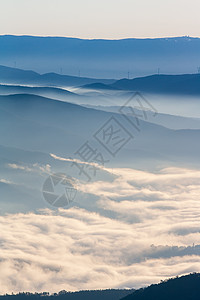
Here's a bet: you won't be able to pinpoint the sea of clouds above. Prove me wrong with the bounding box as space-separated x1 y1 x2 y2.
0 166 200 293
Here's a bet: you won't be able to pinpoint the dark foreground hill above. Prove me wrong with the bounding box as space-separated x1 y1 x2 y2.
0 289 134 300
0 274 199 299
122 273 200 300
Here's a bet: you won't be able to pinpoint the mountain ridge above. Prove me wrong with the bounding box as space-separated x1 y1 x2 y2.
1 35 200 77
83 73 200 95
0 65 115 86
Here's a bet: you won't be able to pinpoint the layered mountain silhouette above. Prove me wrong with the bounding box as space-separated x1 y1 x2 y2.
1 35 200 77
2 92 200 213
111 74 200 95
1 93 200 167
0 65 114 86
1 35 200 297
2 65 200 95
84 73 200 95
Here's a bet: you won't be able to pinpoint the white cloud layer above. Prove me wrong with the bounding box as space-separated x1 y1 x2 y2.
0 166 200 293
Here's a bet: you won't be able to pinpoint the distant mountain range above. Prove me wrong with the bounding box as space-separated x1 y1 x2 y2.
2 91 200 213
2 65 200 95
111 74 200 95
1 93 200 167
0 65 114 86
84 74 200 95
121 273 200 300
1 35 200 77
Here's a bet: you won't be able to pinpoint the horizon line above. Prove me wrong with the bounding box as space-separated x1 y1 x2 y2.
0 34 200 41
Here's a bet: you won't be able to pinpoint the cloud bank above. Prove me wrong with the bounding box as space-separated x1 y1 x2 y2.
0 166 200 293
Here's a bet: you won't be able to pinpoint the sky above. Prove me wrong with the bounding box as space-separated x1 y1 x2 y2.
0 0 200 39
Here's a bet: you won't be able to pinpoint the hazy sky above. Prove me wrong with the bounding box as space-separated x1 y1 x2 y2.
0 0 200 39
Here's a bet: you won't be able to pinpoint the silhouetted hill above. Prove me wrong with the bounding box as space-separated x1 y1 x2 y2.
0 65 114 86
3 65 200 96
81 83 118 90
0 84 84 102
121 273 200 300
0 84 76 96
1 35 200 77
0 274 200 299
112 74 200 95
0 289 134 300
